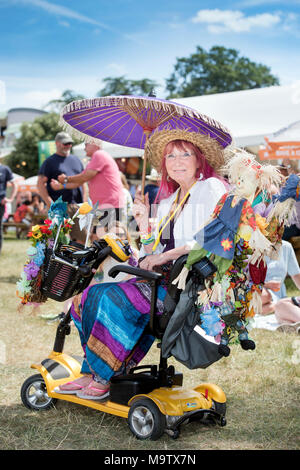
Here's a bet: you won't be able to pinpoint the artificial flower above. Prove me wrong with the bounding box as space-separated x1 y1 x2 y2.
40 225 52 235
79 202 93 215
24 261 40 280
76 199 99 232
27 246 38 258
255 213 269 236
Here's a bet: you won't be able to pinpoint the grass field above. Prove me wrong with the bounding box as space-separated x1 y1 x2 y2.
0 235 299 450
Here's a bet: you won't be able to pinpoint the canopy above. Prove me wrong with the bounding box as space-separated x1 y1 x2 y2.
12 172 25 184
173 84 300 149
72 141 144 160
17 175 38 192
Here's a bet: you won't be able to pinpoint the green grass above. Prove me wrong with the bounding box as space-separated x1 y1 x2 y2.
0 235 299 450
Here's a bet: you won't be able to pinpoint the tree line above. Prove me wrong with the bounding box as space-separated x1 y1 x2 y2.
47 45 279 109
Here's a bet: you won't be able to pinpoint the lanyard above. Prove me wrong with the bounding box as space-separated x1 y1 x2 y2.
152 181 196 252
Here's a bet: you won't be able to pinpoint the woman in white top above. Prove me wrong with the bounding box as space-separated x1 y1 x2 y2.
134 132 227 272
56 129 229 399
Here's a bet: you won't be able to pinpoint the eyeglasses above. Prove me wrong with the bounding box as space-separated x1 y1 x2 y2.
165 152 194 161
63 142 72 146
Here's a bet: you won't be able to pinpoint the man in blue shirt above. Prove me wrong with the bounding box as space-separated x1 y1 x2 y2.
37 132 87 242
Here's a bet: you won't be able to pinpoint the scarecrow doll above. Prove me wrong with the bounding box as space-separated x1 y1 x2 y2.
173 151 283 356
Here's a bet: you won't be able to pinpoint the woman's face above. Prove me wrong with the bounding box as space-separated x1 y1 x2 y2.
164 144 199 187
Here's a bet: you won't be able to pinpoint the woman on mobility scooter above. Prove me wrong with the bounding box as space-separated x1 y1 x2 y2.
55 129 227 400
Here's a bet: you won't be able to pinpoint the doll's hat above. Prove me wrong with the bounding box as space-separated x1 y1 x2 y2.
144 128 227 172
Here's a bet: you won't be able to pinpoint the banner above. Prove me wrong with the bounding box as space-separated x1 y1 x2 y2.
38 140 56 166
259 138 300 160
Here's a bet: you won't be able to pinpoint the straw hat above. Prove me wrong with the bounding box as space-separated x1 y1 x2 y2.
144 129 226 172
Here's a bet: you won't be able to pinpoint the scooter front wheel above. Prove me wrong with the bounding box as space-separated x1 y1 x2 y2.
21 374 57 411
128 398 165 440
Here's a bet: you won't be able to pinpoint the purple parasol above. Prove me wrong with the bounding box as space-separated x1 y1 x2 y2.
59 95 232 192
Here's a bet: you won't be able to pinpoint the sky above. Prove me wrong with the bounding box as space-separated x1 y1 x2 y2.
1 0 300 111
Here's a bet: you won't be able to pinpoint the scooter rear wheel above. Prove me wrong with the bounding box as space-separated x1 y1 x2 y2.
128 398 165 440
21 374 57 411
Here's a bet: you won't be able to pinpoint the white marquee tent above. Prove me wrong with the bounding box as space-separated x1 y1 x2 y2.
72 141 144 161
173 83 300 152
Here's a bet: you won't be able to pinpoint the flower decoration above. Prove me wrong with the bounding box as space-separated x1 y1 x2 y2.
16 199 79 305
76 199 99 232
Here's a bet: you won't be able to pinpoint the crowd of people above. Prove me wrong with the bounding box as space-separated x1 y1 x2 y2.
1 130 300 399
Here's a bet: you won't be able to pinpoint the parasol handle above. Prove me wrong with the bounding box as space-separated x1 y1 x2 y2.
141 130 151 199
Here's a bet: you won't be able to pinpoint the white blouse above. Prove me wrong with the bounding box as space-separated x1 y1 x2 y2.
150 177 227 255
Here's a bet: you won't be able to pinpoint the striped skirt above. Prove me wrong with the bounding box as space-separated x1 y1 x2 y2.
70 278 167 384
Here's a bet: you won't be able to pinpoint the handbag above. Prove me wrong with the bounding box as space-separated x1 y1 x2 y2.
161 279 223 370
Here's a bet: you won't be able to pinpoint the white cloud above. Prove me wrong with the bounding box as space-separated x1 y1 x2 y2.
21 88 62 109
58 20 70 28
17 0 112 30
105 63 127 75
191 9 281 33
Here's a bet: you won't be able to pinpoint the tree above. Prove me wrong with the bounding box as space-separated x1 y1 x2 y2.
165 45 280 98
45 89 86 112
97 76 159 97
5 113 73 177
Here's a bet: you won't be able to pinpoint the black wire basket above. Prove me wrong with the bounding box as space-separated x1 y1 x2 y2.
41 246 97 302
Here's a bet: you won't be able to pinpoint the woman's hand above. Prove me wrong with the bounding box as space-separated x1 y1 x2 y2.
139 253 168 271
132 189 150 232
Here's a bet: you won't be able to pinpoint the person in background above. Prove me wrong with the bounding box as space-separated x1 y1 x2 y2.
50 140 125 238
144 168 161 208
13 200 33 226
16 190 32 208
37 131 87 244
260 240 300 332
92 220 138 285
0 163 17 254
120 172 133 224
31 193 46 215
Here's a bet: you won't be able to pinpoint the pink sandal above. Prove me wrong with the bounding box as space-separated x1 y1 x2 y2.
54 376 93 394
76 382 110 400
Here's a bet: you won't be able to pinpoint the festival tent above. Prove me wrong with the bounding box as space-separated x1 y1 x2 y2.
72 141 144 160
12 172 25 185
258 120 300 161
173 83 300 152
17 175 38 192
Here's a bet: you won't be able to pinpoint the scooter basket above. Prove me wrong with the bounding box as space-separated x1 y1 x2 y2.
41 249 94 302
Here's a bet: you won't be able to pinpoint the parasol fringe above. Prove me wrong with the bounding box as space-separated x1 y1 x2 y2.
60 96 232 136
58 116 103 145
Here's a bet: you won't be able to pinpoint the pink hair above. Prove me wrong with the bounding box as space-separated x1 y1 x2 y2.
154 140 224 202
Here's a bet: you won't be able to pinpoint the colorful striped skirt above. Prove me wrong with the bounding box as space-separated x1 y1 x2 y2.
70 278 167 384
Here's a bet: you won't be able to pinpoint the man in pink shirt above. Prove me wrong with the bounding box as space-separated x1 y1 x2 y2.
51 142 125 231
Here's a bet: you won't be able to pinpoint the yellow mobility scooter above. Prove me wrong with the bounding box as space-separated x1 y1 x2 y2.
21 236 226 440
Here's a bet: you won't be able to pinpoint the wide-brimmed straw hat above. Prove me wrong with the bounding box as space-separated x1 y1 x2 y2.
144 129 226 172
